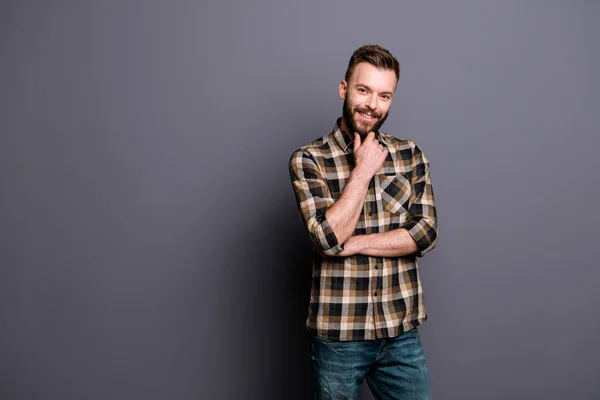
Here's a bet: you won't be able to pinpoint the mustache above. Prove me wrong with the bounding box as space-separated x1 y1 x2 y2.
355 108 382 118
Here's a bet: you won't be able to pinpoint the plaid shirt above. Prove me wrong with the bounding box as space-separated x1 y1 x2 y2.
289 119 438 341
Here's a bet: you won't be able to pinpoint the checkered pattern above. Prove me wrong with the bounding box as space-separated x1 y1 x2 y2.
289 119 438 341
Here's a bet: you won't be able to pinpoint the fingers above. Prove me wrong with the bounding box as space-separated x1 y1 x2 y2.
353 133 361 152
355 131 387 162
355 131 376 149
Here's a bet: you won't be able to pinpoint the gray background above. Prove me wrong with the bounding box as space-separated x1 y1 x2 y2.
1 1 599 399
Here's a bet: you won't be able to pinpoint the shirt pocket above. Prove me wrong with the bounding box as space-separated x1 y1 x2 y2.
380 173 411 216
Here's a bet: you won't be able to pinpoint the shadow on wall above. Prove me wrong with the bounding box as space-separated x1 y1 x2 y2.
225 185 314 399
264 194 314 399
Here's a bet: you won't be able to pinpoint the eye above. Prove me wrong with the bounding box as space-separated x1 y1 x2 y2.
380 94 391 100
358 88 367 94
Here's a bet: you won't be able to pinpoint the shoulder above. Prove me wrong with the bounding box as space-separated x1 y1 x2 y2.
289 132 337 166
379 132 420 154
380 132 431 168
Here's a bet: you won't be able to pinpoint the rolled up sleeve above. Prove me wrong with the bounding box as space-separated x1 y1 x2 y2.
402 144 438 257
289 150 343 256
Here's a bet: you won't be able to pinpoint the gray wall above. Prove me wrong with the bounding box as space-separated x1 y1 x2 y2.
1 1 599 399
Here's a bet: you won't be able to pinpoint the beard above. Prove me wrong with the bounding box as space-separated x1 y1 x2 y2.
342 97 389 139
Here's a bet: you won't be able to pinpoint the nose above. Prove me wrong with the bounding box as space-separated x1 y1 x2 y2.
365 94 378 110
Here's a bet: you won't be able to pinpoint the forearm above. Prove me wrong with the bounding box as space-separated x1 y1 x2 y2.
340 229 419 258
324 169 371 245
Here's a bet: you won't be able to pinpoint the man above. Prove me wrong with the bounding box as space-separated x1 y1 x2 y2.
289 44 438 399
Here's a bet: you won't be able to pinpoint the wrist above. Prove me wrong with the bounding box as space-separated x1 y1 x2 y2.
350 167 372 186
345 236 362 255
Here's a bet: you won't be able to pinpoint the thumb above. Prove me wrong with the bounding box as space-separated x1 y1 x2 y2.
353 133 361 152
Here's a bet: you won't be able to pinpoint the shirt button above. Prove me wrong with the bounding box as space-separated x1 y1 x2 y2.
374 292 378 297
374 265 378 270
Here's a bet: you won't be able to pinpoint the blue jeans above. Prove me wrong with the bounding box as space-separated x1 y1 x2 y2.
311 328 431 400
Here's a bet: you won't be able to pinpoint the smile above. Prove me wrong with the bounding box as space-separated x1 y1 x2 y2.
358 112 377 120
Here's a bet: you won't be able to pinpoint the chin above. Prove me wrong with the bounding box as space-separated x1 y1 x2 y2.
355 121 378 135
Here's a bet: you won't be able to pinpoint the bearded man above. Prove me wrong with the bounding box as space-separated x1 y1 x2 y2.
289 44 438 399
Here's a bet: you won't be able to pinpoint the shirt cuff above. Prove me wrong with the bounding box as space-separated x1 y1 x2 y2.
309 213 344 256
403 219 437 257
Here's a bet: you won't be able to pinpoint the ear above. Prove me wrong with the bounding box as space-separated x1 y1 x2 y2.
339 80 347 100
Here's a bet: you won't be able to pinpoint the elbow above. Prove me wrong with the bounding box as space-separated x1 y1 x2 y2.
308 214 343 257
415 226 437 257
405 217 438 257
313 242 343 257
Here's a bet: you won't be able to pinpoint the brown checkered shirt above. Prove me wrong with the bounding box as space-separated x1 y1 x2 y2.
289 119 438 341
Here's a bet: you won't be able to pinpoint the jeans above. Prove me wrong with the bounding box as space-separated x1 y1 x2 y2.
311 328 431 400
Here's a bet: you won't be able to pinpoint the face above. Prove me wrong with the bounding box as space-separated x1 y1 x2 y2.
339 62 397 138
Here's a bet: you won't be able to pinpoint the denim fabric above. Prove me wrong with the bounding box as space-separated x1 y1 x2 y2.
311 328 431 400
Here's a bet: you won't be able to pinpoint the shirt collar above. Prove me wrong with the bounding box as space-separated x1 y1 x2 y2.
331 118 351 151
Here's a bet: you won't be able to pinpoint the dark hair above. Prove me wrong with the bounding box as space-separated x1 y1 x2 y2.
344 44 400 84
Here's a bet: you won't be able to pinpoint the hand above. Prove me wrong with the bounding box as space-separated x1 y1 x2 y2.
353 132 388 180
337 236 361 257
